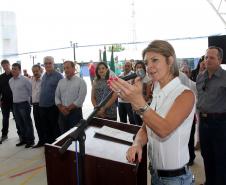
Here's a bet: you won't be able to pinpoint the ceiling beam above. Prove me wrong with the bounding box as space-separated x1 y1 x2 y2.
206 0 226 27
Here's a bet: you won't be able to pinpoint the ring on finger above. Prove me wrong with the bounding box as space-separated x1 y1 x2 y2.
115 89 122 96
115 89 121 93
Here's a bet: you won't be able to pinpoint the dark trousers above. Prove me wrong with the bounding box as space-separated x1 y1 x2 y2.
199 115 226 185
1 104 13 136
118 102 135 125
13 102 34 143
188 116 196 162
33 103 45 144
58 107 83 134
39 105 60 144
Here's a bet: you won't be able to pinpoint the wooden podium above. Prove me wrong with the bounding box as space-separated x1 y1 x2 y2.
45 117 147 185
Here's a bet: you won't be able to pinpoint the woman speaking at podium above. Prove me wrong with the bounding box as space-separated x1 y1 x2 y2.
108 40 195 185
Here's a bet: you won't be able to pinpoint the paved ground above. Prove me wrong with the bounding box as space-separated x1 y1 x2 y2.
0 77 205 185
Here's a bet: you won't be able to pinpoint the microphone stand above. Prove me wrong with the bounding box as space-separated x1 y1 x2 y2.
59 90 114 185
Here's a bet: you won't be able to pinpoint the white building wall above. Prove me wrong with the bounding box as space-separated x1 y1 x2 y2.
0 11 18 57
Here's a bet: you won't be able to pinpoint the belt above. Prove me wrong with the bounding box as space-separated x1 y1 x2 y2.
157 166 187 177
200 112 226 119
13 101 28 104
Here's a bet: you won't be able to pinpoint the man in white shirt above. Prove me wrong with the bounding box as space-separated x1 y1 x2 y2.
31 65 44 148
55 61 87 134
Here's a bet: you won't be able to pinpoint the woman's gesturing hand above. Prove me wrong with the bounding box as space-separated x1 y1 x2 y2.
107 77 146 109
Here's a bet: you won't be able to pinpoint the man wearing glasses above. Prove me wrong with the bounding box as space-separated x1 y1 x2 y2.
196 46 226 185
39 56 63 144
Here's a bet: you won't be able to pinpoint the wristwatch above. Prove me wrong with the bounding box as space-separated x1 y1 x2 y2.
135 103 150 117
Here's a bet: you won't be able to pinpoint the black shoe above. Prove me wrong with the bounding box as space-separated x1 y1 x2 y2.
25 142 34 148
32 142 44 148
1 135 8 142
0 136 7 144
16 141 26 146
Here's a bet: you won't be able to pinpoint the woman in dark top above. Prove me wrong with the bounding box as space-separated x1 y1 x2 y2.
191 55 206 82
191 55 206 151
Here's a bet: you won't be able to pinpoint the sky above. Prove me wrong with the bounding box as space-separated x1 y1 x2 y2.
1 0 226 67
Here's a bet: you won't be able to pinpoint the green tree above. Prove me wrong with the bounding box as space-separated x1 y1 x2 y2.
109 45 115 72
108 44 125 52
103 46 107 64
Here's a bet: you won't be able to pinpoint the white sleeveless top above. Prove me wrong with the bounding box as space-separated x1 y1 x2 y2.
146 77 195 170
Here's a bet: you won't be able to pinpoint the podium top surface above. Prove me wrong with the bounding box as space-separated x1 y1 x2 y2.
67 126 135 165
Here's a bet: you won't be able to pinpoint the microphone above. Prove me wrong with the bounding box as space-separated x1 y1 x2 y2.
121 69 146 81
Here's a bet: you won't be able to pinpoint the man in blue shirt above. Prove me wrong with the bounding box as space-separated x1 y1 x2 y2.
9 63 34 148
39 56 63 143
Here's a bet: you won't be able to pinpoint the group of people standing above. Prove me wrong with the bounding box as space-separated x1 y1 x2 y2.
0 57 87 148
0 40 225 185
91 60 153 125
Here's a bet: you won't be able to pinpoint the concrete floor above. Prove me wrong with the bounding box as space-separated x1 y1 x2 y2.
0 77 205 185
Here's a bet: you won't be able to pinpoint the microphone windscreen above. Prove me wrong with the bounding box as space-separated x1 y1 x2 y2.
136 69 146 79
